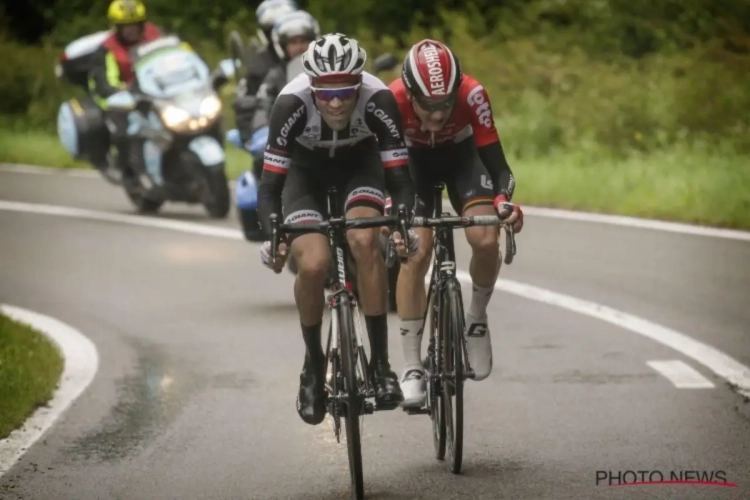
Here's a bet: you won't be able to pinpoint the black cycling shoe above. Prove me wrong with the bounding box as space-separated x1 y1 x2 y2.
370 361 404 410
296 361 327 425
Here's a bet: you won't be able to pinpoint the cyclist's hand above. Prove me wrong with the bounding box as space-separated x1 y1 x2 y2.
391 228 419 259
494 194 524 234
260 240 288 273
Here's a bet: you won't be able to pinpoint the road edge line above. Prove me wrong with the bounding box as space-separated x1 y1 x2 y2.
0 304 99 477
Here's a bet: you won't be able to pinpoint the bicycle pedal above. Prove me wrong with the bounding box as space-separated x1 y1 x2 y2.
374 399 401 412
364 401 375 415
402 406 430 415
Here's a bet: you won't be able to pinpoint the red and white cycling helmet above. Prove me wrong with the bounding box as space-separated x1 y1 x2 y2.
401 39 462 107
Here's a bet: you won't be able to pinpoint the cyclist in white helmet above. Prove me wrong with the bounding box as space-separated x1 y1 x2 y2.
256 33 420 425
235 10 320 241
232 0 298 146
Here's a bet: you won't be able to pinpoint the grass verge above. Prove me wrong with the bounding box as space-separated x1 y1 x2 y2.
0 312 64 440
1 128 748 229
0 128 250 180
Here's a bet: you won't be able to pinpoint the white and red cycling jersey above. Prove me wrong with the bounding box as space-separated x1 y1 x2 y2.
388 75 501 149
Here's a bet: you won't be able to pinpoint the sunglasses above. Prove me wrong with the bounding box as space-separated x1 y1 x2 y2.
310 84 360 101
414 94 456 112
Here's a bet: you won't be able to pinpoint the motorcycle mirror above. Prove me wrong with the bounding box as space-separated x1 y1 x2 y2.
373 53 398 75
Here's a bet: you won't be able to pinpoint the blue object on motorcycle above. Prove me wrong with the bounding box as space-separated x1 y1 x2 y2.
249 126 269 156
57 102 79 159
226 128 242 149
235 170 258 210
188 136 225 167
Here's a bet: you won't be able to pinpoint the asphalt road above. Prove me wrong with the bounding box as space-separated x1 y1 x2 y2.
1 168 749 499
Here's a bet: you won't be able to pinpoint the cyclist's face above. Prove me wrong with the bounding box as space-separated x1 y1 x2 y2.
284 36 310 59
411 94 455 131
312 83 359 131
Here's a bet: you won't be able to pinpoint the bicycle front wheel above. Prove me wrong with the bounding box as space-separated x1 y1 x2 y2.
337 294 365 499
441 278 465 474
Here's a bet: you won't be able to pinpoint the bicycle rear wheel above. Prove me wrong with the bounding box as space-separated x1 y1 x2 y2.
441 279 465 474
338 294 365 499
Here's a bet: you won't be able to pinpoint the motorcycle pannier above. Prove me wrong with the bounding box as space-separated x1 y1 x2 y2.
56 30 111 89
57 96 109 163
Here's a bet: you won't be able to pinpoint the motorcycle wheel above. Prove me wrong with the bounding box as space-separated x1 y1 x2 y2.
202 166 231 219
123 174 164 214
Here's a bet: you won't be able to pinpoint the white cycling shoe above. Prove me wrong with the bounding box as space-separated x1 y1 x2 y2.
399 367 426 408
465 315 493 381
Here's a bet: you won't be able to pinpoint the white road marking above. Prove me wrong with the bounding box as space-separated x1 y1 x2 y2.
2 199 749 401
0 304 99 477
2 162 749 241
646 360 716 389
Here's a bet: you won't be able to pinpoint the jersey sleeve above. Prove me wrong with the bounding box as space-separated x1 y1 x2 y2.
257 93 307 238
463 80 501 148
363 89 417 216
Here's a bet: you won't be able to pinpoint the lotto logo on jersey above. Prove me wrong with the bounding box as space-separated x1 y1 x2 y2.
466 85 493 128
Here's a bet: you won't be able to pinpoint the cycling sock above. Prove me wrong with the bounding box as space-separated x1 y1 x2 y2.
365 314 388 366
400 318 425 370
467 283 494 321
301 322 325 367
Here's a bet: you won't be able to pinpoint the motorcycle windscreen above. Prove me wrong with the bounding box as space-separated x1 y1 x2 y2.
135 47 211 99
286 54 305 82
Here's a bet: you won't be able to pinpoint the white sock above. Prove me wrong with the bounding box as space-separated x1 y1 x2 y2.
400 318 425 370
467 259 501 320
467 283 494 320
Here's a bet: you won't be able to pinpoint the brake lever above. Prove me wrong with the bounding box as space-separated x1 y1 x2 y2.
396 204 410 264
499 203 517 265
269 213 283 274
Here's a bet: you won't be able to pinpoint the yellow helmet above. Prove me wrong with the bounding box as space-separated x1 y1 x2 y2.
107 0 147 24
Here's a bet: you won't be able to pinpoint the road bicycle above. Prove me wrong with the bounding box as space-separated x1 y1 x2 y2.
269 187 411 500
401 182 516 474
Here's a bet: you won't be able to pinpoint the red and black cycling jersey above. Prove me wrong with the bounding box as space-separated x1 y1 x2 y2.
257 71 416 233
389 75 516 199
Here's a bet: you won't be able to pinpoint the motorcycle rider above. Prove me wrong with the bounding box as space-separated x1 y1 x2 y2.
88 0 163 178
235 10 320 242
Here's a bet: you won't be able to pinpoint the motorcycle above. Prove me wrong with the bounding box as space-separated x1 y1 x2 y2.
56 34 237 218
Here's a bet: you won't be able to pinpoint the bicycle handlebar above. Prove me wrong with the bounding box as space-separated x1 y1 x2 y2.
409 203 517 265
269 204 412 272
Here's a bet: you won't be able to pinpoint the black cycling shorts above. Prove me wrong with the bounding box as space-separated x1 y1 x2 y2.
281 137 386 228
409 137 495 217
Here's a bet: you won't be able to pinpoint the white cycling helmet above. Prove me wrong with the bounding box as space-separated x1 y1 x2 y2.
302 33 367 84
255 0 298 46
271 10 320 60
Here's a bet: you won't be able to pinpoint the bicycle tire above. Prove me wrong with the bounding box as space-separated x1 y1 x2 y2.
427 285 446 460
441 278 465 474
337 294 365 499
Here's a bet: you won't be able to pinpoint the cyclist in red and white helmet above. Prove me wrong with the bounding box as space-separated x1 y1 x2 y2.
388 39 524 407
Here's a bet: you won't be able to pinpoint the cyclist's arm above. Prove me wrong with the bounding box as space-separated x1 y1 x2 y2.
466 83 516 200
257 94 307 238
364 89 417 216
88 47 126 103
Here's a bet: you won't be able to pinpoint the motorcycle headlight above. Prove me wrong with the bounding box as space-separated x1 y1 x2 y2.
199 95 222 119
160 105 191 130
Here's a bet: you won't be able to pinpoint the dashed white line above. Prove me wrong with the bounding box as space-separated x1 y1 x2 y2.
0 304 99 477
646 360 715 389
2 199 749 401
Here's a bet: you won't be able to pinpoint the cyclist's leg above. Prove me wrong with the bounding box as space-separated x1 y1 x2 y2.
281 161 331 425
395 148 440 407
341 142 402 407
447 138 501 381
